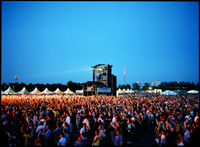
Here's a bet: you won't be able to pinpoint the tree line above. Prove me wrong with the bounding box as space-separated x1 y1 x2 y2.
1 81 199 92
119 81 199 91
1 81 83 93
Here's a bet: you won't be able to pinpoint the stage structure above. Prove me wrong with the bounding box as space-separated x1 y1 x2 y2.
83 64 117 96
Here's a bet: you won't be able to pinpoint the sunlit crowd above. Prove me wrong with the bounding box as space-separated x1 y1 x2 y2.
1 94 199 146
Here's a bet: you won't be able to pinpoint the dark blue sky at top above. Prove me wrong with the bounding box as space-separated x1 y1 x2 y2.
1 1 199 85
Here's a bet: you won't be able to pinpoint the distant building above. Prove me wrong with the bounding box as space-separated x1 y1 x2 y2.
151 82 155 86
155 80 161 87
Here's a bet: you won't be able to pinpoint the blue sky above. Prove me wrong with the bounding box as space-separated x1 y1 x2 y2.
1 1 199 85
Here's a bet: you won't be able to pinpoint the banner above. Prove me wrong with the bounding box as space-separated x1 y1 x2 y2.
97 87 111 93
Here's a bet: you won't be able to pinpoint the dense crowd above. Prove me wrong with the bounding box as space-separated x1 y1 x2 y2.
1 94 199 146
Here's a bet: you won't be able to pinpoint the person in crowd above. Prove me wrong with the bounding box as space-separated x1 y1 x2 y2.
92 130 100 146
54 123 63 144
63 128 70 145
159 130 166 146
1 94 199 146
114 130 123 146
74 135 84 146
57 133 67 146
80 123 89 146
44 125 52 146
23 128 33 146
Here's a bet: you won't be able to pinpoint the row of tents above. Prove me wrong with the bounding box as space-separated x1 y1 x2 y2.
1 86 199 95
116 88 199 96
1 86 83 95
160 90 199 95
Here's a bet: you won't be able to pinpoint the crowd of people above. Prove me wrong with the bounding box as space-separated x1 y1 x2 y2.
1 94 199 146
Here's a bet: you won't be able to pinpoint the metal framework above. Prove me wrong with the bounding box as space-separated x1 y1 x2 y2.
91 64 112 87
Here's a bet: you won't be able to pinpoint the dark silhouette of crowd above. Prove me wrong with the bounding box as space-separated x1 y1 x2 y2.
1 94 199 146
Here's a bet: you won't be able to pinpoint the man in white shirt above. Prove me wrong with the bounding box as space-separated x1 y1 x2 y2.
160 131 166 146
80 123 88 146
194 114 199 124
83 117 90 130
36 120 46 137
65 113 71 126
112 114 116 124
80 123 88 140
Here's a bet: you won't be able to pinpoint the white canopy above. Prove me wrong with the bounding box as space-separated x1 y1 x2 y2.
117 88 123 93
18 87 29 94
187 90 199 94
161 90 177 95
2 86 16 94
129 89 134 93
30 87 41 94
126 89 130 93
64 88 74 95
41 88 52 94
53 88 63 94
76 90 83 94
116 88 123 97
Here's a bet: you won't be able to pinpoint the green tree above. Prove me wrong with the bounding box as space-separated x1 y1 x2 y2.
143 82 150 90
118 84 131 89
132 83 140 90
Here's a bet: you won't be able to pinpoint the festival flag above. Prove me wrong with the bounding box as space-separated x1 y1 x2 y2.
15 75 17 81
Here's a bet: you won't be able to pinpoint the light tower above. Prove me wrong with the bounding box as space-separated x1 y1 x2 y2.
124 65 126 85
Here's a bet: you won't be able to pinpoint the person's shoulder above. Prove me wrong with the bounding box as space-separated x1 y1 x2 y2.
120 134 123 139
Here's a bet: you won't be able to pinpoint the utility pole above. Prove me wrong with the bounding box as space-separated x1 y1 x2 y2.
124 65 126 85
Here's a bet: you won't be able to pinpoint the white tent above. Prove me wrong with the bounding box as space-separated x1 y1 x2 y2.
30 87 41 94
64 88 74 95
126 89 130 93
53 88 63 94
18 87 29 94
187 90 199 94
117 88 123 93
129 89 134 93
41 88 52 94
116 88 123 97
161 90 177 95
76 90 83 95
2 86 16 94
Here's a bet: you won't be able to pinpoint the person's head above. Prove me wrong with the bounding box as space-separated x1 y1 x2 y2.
60 133 64 138
39 129 43 134
95 130 99 135
98 125 101 130
63 128 67 134
40 121 44 126
170 127 174 132
45 125 49 130
77 136 82 142
161 130 165 135
116 130 120 136
56 123 59 128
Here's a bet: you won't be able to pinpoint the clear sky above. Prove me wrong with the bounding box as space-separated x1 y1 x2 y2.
1 1 199 85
